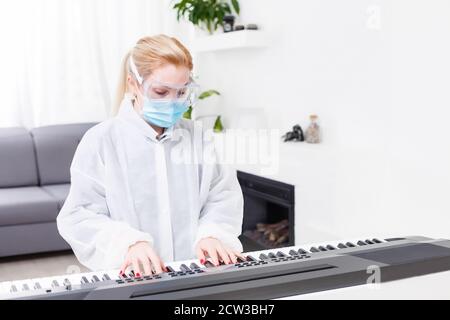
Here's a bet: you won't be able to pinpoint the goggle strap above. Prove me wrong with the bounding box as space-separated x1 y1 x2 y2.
129 54 143 85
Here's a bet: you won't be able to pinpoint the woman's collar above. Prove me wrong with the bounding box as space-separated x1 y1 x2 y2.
117 95 174 142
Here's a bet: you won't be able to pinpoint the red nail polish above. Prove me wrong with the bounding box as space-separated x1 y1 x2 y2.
119 270 123 275
200 259 205 264
136 273 141 277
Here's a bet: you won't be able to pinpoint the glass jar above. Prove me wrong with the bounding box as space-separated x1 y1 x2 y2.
305 115 320 143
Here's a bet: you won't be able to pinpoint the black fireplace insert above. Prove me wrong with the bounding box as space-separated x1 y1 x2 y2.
237 171 295 252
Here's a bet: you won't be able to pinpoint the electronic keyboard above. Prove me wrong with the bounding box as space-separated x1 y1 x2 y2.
1 235 450 300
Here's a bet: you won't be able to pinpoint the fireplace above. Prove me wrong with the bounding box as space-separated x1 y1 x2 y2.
237 171 295 252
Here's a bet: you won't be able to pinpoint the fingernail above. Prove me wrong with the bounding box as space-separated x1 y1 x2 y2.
135 273 141 277
200 259 205 264
119 270 123 275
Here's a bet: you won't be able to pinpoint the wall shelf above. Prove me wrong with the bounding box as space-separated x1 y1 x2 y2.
192 30 268 53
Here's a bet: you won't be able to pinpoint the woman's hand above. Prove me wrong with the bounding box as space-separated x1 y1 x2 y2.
195 237 246 266
119 241 167 277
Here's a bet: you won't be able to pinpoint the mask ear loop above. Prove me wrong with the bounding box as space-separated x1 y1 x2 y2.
128 54 147 106
129 54 144 85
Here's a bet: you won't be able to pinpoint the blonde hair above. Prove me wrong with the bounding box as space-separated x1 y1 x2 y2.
113 34 194 115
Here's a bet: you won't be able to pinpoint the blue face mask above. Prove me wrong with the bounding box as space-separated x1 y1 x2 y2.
141 97 189 128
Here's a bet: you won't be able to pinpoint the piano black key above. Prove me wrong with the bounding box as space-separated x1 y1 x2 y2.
166 265 176 273
190 262 201 270
81 276 90 284
237 256 246 263
180 264 191 272
268 252 277 258
310 247 320 253
63 279 72 290
346 242 356 247
92 275 100 282
365 239 374 245
102 274 111 281
51 280 59 288
276 251 287 257
259 253 269 260
10 285 18 293
372 238 382 243
34 282 42 290
289 250 299 256
337 243 347 249
318 246 327 252
246 255 258 262
326 245 336 250
298 248 307 254
357 240 367 246
204 260 215 268
22 284 30 291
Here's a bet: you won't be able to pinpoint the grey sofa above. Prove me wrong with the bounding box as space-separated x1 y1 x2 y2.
0 123 96 257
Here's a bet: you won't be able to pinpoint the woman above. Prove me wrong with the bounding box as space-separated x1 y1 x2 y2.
57 34 244 277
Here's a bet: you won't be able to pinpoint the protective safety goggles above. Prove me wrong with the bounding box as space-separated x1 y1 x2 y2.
129 55 200 105
141 79 199 105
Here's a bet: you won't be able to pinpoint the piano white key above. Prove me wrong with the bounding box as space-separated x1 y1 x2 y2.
20 280 35 292
80 271 101 283
177 257 207 270
0 281 12 295
167 261 186 272
33 277 54 290
9 279 33 292
50 275 69 288
243 238 359 259
165 261 184 272
9 284 18 293
64 274 85 285
25 274 77 292
102 269 121 281
90 271 109 283
65 273 87 284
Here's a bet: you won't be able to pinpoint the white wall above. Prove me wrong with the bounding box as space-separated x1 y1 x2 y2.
189 0 450 242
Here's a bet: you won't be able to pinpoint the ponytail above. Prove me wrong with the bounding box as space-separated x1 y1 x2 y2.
112 51 132 116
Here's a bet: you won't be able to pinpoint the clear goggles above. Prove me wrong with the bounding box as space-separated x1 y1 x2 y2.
129 55 199 104
142 79 199 104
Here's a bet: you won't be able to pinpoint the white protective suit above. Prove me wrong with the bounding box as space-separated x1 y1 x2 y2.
57 96 244 271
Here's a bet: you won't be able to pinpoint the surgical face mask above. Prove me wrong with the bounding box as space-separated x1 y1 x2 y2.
128 55 199 128
141 97 189 128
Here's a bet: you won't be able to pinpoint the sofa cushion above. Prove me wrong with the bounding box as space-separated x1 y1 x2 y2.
0 127 39 188
0 186 59 226
31 123 97 185
42 184 70 209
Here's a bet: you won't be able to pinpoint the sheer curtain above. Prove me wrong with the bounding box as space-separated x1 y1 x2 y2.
0 0 180 128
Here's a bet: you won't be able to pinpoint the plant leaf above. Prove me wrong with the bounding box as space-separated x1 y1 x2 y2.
199 90 221 100
231 0 240 15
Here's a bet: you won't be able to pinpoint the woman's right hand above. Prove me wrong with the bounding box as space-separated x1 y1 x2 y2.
119 241 167 277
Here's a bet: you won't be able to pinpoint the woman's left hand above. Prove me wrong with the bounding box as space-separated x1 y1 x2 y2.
195 237 246 266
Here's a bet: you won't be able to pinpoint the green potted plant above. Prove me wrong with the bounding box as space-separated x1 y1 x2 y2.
173 0 240 34
183 89 220 120
183 89 225 132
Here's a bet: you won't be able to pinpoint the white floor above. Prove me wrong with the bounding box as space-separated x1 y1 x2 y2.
0 251 89 282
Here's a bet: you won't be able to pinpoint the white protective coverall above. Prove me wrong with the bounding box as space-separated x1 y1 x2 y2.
57 96 244 271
